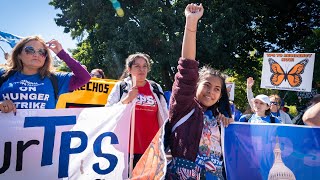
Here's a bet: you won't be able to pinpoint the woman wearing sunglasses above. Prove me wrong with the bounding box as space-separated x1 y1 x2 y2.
90 68 105 79
246 77 293 124
0 36 91 114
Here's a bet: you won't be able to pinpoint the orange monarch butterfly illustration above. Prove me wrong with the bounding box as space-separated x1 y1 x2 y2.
269 58 308 87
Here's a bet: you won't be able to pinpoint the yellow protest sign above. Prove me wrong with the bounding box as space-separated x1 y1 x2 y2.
56 78 118 108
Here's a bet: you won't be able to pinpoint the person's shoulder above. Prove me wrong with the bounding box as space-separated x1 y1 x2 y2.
148 79 162 88
121 77 132 84
109 80 125 93
239 114 248 122
274 117 281 123
280 110 291 118
0 67 6 76
269 115 281 123
112 80 123 90
117 79 129 87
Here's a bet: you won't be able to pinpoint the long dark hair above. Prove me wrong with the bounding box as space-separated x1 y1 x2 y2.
119 52 152 80
265 109 271 116
198 66 232 118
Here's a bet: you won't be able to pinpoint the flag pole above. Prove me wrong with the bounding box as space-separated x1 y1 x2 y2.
0 45 5 53
129 75 137 178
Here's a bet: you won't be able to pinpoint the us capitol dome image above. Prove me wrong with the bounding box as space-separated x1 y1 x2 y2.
268 138 296 180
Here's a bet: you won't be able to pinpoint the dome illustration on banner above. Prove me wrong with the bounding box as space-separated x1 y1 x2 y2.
268 138 296 180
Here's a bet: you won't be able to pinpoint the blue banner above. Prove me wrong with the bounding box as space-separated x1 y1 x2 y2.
0 31 22 48
224 123 320 180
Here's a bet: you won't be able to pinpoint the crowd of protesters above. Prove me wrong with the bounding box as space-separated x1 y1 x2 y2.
0 3 319 180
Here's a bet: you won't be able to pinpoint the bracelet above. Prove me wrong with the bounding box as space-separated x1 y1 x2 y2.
185 27 197 32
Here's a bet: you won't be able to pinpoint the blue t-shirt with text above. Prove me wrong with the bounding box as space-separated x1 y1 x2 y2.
0 70 72 109
239 113 281 123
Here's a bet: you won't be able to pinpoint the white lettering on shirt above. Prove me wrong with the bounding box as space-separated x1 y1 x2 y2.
136 94 156 106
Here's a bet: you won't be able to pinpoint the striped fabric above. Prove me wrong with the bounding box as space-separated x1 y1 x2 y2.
167 157 201 180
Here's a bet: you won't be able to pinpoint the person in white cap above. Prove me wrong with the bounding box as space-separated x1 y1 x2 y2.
246 77 292 124
239 94 281 123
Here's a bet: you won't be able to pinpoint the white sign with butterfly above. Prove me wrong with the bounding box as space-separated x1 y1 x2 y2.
260 53 315 92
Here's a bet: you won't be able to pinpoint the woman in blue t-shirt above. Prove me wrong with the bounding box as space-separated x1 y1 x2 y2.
239 94 281 123
0 36 90 114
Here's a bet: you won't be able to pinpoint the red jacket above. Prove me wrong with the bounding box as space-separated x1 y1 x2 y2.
169 58 206 161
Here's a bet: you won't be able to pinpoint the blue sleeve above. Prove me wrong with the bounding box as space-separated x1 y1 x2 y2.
223 110 231 118
234 110 242 121
230 104 235 113
54 72 72 96
0 68 5 76
239 115 247 122
275 117 281 123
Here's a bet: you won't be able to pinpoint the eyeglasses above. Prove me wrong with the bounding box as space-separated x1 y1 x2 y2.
270 101 279 105
90 73 102 78
24 46 47 58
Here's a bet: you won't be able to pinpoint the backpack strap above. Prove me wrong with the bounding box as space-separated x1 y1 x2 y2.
0 70 17 87
149 80 168 104
119 81 128 101
119 80 168 104
49 73 59 101
245 114 253 122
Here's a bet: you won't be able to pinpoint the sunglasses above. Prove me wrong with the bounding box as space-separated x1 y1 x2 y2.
24 46 47 58
270 101 279 105
90 73 102 78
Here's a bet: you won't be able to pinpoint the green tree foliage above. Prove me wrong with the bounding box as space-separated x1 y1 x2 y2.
277 28 320 109
49 0 319 110
301 29 320 84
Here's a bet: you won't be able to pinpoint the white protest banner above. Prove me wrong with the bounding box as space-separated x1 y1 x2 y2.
260 53 315 92
0 105 133 180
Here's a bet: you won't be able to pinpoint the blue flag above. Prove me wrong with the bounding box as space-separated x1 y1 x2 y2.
0 31 23 48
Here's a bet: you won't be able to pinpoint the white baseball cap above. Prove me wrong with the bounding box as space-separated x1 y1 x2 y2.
252 94 271 106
